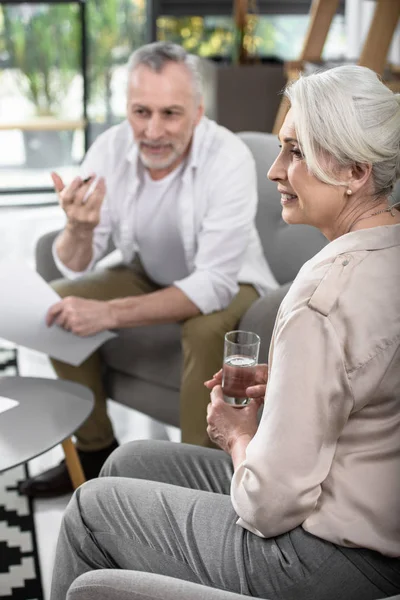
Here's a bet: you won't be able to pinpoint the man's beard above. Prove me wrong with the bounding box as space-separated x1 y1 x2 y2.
139 141 182 171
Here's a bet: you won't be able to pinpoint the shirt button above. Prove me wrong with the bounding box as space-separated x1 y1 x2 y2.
342 259 349 266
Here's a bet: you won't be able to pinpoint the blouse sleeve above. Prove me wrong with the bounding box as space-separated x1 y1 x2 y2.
230 304 354 538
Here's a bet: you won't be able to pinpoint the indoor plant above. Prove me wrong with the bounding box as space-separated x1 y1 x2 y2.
2 3 80 167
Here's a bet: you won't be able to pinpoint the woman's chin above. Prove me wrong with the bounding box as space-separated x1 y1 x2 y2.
281 205 302 224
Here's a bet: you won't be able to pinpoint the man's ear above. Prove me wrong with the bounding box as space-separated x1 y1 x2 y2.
348 162 373 194
195 100 205 126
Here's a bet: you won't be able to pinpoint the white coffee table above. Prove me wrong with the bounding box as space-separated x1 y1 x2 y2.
0 376 93 488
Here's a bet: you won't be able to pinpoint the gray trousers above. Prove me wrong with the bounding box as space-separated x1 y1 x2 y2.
51 441 400 600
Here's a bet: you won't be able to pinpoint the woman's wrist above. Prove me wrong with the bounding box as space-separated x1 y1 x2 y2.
230 432 253 470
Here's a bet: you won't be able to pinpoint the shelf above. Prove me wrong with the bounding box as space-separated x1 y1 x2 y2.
0 118 86 132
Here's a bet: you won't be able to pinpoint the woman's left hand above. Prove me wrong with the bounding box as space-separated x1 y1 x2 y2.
206 385 263 454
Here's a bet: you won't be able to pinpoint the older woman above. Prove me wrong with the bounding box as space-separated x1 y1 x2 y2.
51 65 400 600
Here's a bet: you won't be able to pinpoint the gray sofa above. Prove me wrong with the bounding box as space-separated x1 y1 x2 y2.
67 570 400 600
35 132 335 428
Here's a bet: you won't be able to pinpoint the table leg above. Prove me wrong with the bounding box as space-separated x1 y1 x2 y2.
61 437 86 489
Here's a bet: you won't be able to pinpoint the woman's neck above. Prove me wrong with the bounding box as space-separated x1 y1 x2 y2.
346 200 400 235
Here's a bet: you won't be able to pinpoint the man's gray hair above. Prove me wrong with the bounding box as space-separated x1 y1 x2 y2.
286 65 400 198
127 41 203 102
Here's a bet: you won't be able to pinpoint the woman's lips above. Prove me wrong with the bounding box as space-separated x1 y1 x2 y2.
281 193 298 205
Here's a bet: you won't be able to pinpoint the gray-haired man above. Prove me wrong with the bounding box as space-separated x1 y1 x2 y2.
20 41 277 498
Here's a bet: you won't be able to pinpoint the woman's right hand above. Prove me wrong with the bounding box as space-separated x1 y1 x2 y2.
204 363 269 401
51 171 106 232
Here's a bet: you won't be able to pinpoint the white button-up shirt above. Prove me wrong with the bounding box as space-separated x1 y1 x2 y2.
53 117 278 314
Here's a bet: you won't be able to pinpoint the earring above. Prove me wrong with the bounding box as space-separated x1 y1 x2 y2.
346 189 352 195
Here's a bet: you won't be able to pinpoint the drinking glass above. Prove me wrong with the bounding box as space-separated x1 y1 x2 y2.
222 330 260 406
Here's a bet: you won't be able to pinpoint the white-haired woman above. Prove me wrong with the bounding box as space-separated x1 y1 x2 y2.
51 66 400 600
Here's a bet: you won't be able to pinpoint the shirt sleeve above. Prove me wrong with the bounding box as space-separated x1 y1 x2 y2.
173 147 258 314
52 135 114 280
231 304 354 538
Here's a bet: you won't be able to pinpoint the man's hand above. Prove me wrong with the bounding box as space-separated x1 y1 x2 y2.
51 172 106 232
46 297 117 336
206 385 263 454
204 363 268 402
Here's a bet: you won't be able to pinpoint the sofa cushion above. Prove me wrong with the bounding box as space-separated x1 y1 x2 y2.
101 322 182 390
105 370 180 427
239 132 327 284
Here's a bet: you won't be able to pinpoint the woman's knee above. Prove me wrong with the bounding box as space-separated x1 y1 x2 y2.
100 440 175 479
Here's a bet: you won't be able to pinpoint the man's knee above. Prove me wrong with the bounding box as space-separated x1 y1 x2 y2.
182 312 230 351
50 277 78 299
181 311 237 368
50 274 103 300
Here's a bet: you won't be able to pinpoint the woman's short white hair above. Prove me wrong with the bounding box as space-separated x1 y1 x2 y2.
286 65 400 197
127 41 203 103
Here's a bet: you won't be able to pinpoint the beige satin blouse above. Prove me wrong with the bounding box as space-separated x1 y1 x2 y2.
231 224 400 557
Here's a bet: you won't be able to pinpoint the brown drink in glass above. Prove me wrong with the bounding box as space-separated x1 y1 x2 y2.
222 330 260 406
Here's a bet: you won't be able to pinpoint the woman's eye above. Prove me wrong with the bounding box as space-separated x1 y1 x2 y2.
290 148 303 159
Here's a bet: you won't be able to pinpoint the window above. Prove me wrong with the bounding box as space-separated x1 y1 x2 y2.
0 2 83 192
0 0 146 197
157 13 346 62
86 0 146 145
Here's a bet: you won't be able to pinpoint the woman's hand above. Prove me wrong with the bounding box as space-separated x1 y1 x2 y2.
206 385 263 454
204 363 268 402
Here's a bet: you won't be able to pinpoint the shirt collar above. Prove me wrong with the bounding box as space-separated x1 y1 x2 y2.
317 224 400 262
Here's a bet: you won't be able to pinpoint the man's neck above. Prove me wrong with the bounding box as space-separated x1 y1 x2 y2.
148 158 184 181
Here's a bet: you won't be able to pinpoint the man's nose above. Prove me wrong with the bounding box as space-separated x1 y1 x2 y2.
145 115 164 139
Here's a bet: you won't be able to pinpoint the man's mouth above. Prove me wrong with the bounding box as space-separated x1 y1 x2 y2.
141 143 172 155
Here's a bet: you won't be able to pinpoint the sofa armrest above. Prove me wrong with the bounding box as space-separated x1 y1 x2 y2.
239 283 291 362
67 570 266 600
67 570 400 600
35 229 63 282
35 229 117 283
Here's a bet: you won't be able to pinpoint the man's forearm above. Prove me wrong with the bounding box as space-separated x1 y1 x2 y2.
56 225 94 272
109 285 200 328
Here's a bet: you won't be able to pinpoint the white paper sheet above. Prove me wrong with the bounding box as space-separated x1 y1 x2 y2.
0 259 117 366
0 396 19 415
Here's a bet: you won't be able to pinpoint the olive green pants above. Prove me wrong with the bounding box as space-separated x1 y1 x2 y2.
50 263 259 450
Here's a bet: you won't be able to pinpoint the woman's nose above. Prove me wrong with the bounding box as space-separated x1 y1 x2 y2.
267 154 286 182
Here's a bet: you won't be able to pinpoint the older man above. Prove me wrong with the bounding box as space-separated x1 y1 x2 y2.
20 41 277 498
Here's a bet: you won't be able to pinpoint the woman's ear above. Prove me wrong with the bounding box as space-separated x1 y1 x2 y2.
348 162 373 194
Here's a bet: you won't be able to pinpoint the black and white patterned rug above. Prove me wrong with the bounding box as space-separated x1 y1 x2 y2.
0 345 44 600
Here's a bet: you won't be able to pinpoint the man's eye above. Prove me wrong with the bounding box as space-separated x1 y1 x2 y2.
134 109 147 116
